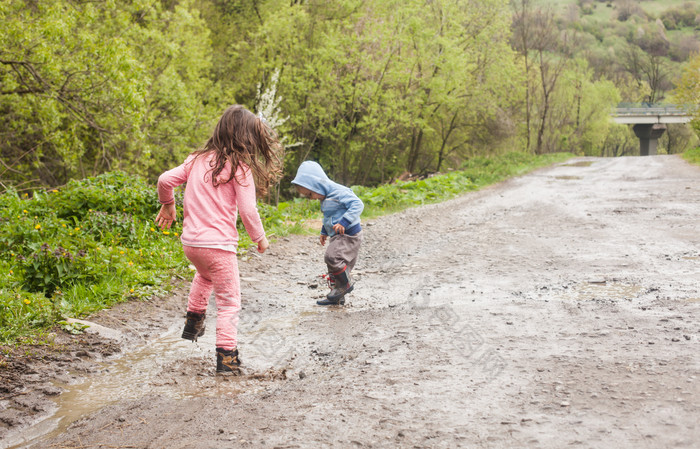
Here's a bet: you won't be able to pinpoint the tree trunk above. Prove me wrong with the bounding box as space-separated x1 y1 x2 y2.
408 127 424 174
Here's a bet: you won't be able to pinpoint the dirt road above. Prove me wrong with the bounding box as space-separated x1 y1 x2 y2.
3 155 699 448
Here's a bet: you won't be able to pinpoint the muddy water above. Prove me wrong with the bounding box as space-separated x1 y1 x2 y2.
562 281 644 302
4 308 311 449
4 325 209 449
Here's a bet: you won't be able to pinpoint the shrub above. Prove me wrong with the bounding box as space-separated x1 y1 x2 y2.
49 171 162 222
19 243 94 296
683 147 700 165
660 3 700 30
82 210 139 247
0 174 188 343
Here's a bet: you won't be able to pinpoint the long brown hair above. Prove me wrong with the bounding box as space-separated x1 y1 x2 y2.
193 105 283 196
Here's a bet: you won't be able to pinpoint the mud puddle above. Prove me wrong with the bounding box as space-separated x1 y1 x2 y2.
560 280 644 302
3 309 311 449
563 161 595 167
4 324 211 449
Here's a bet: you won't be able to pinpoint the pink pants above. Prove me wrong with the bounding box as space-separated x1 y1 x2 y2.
183 246 241 351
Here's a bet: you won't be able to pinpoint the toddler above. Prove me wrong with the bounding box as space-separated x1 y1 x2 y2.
292 161 363 305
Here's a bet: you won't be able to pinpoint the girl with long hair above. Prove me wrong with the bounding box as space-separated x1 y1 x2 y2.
156 105 282 374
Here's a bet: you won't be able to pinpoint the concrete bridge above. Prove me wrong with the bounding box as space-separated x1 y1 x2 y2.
613 104 694 155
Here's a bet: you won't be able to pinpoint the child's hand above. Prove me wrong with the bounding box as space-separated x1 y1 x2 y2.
155 203 177 230
332 223 345 235
257 236 269 253
320 235 327 246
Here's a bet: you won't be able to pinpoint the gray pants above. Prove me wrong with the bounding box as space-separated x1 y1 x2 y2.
324 231 362 274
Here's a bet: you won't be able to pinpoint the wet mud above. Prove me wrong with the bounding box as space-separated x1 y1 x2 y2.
1 155 699 448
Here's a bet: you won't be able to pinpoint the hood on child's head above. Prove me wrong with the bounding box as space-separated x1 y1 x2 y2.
291 161 331 196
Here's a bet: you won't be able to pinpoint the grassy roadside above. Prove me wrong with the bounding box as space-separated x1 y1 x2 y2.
354 152 572 218
0 151 572 344
682 147 700 166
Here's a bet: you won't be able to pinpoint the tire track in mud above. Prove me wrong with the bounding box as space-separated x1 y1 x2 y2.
5 155 700 449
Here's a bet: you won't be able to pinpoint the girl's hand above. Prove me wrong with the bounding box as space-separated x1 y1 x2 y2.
320 235 327 246
156 203 177 230
257 236 269 253
332 223 345 235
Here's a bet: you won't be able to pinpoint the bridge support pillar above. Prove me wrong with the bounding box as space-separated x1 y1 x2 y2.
633 123 666 156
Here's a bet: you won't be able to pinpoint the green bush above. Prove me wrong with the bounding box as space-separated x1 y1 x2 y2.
0 173 187 342
82 210 139 247
49 171 162 222
19 243 94 296
683 147 700 166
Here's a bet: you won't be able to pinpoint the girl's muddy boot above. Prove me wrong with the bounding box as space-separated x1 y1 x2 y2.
317 269 353 305
216 348 242 375
181 311 206 341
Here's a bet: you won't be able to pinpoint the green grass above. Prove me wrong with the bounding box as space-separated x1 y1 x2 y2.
638 0 692 17
544 0 698 26
545 0 693 16
0 151 573 344
583 2 616 23
542 0 615 22
354 152 573 217
682 147 700 166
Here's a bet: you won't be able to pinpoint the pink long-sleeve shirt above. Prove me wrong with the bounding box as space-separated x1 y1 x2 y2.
157 154 265 251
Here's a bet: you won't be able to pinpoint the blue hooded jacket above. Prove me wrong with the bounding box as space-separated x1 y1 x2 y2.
291 161 363 237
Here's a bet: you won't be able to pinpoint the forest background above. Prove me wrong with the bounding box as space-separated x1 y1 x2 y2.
2 0 700 196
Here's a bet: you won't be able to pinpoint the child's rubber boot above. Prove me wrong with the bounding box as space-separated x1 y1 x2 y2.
216 347 242 375
317 269 353 305
181 311 206 341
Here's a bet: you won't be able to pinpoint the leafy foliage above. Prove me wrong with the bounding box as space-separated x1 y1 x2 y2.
19 243 94 296
670 52 700 136
682 147 700 166
0 172 187 342
2 0 698 192
0 0 215 189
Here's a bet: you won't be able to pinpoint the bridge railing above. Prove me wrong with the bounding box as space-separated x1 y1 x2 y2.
614 103 695 116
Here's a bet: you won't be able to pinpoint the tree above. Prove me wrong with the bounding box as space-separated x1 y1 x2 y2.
128 0 217 178
670 52 700 136
512 2 574 153
545 58 620 155
511 0 536 150
615 0 645 22
660 124 699 154
244 0 518 185
601 124 637 157
0 0 215 191
621 25 672 104
1 1 146 189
